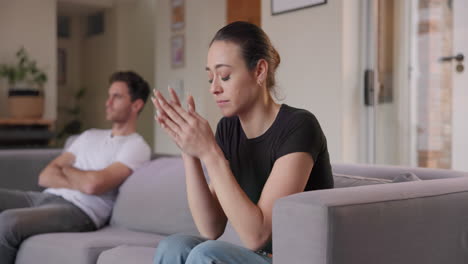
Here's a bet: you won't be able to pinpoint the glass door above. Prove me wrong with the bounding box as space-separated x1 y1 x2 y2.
411 0 468 169
366 0 468 169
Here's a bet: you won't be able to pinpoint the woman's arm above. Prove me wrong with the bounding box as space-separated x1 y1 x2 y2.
183 154 227 239
202 149 313 250
153 88 227 238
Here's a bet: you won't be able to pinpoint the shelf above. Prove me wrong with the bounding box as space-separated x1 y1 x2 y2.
0 118 55 148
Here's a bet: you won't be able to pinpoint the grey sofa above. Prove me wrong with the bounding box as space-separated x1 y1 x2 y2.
1 148 468 264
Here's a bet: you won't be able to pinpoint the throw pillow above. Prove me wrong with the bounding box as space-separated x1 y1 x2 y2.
392 172 422 183
333 173 392 188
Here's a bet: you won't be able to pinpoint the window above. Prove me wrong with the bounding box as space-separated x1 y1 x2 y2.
86 12 105 37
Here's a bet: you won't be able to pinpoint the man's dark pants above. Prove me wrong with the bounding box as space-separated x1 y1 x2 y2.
0 188 96 263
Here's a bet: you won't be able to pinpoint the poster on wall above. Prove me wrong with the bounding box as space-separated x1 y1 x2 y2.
171 34 185 68
171 0 185 31
272 0 327 15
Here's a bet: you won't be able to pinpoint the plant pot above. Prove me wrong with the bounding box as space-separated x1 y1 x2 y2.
8 90 44 119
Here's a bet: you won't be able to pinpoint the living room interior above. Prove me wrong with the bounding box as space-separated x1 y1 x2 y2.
1 0 466 171
1 1 468 263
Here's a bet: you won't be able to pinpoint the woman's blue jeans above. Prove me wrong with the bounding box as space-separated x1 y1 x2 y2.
153 233 272 264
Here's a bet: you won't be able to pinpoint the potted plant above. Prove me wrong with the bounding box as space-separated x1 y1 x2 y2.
56 87 86 146
0 47 48 119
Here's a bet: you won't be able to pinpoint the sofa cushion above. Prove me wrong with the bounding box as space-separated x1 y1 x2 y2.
15 226 164 264
110 157 199 236
333 173 392 188
334 172 424 188
97 245 156 264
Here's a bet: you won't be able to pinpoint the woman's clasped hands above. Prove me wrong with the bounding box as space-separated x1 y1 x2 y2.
152 87 217 159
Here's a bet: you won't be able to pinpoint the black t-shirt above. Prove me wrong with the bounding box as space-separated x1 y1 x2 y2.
215 104 333 253
216 104 333 204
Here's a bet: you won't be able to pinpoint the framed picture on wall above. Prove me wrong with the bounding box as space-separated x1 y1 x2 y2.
57 48 67 85
171 34 185 68
272 0 327 15
171 0 185 31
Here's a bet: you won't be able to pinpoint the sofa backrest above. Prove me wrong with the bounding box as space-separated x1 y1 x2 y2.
110 157 468 237
0 148 61 191
110 156 199 236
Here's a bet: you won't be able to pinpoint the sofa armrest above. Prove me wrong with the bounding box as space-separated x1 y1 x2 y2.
273 178 468 264
0 148 62 191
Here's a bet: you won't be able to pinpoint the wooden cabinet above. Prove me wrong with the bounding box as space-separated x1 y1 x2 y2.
0 118 55 148
227 0 261 27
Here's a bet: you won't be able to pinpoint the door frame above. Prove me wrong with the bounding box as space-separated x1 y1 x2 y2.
360 0 378 164
452 0 468 170
361 0 415 166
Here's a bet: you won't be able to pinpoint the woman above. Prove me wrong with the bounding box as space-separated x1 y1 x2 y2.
152 21 333 264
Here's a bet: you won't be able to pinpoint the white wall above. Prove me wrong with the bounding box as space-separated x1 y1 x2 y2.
57 15 82 135
342 0 363 163
115 0 155 146
80 8 118 129
262 0 362 163
154 0 226 154
0 0 57 120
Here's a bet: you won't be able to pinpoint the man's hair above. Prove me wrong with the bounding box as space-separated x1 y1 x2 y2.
109 71 150 111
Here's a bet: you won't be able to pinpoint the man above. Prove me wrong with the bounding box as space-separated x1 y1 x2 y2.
0 71 151 263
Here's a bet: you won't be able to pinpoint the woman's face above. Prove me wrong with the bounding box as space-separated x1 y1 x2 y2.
206 40 260 117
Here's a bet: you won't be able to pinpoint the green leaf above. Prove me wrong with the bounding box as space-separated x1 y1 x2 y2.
2 47 48 87
76 87 86 99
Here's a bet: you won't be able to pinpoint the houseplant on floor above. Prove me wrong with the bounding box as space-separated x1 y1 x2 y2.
0 47 48 119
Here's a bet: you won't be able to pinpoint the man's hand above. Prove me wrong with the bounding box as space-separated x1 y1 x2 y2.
38 152 76 189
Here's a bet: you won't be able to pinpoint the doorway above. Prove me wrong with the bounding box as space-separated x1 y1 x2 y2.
365 0 468 170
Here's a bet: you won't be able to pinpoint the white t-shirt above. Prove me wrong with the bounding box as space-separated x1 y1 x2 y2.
45 129 151 228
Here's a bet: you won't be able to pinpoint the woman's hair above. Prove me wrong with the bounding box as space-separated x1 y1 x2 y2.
210 21 281 93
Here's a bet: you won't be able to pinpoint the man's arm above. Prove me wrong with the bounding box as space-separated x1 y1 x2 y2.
61 162 132 195
39 151 133 195
38 152 76 189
